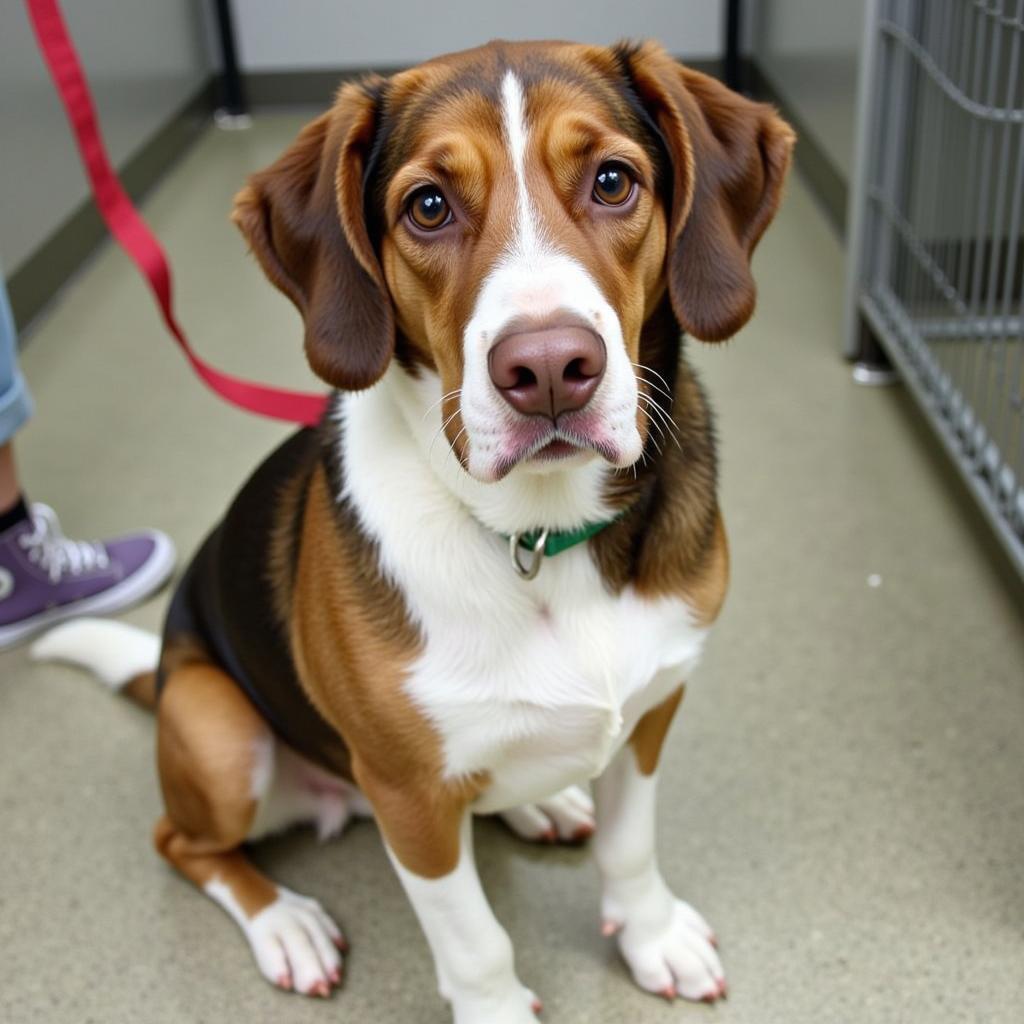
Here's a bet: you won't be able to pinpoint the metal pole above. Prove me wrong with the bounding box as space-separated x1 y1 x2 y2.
213 0 251 129
843 0 887 360
725 0 743 91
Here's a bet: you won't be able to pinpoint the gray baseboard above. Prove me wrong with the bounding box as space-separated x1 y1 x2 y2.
238 67 398 107
8 78 216 334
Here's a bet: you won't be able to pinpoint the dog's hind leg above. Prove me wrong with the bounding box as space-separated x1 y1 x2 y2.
498 785 596 843
155 661 346 998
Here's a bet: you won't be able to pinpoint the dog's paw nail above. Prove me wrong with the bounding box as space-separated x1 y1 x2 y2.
329 967 343 985
531 996 543 1013
335 935 349 952
276 973 293 991
709 932 719 949
571 824 594 842
718 979 729 1000
601 920 621 937
659 985 677 1002
308 980 330 998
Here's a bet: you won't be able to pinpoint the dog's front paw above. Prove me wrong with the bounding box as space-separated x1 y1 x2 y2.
605 896 725 1003
499 785 595 843
246 886 346 997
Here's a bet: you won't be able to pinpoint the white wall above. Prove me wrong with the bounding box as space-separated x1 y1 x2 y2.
230 0 726 70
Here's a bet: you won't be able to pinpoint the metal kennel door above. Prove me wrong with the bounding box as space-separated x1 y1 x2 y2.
845 0 1024 577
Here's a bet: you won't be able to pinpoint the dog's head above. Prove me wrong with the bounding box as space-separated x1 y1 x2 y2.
234 41 793 483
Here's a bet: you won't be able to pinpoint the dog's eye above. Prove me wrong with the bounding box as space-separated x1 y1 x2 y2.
593 163 634 206
407 187 451 231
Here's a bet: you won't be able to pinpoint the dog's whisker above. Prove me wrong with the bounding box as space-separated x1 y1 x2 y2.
636 404 666 459
630 362 671 401
439 407 462 433
448 425 470 472
638 382 676 419
634 372 678 420
644 420 665 460
637 394 667 426
417 389 462 425
634 372 676 417
636 375 674 404
638 410 680 461
421 388 463 423
637 394 683 451
639 397 679 439
640 407 668 447
428 408 464 468
636 391 673 426
632 362 674 400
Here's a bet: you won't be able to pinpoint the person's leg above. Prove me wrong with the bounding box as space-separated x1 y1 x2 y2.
0 273 35 521
0 443 24 524
0 272 176 650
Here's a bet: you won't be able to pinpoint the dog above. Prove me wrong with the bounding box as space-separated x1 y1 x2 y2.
34 38 793 1023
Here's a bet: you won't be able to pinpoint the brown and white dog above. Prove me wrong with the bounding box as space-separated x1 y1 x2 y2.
34 39 793 1023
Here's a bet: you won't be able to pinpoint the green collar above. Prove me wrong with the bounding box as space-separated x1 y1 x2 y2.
505 516 620 580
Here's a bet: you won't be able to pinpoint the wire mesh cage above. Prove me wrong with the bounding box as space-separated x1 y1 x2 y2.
846 0 1024 576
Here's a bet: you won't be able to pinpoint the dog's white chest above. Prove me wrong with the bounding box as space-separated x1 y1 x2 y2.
404 550 707 812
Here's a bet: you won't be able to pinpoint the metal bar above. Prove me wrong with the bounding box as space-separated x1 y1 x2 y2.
941 0 974 395
981 1 1022 479
1008 12 1024 492
893 0 918 326
881 1 914 329
213 0 248 118
949 1 987 429
888 1 913 327
725 0 743 92
905 1 934 351
1004 223 1024 494
843 0 886 358
927 0 961 390
962 2 1004 457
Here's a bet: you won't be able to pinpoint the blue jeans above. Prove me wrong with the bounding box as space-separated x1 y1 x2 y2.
0 272 34 447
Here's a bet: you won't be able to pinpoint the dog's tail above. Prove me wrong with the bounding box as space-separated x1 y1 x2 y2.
31 619 160 709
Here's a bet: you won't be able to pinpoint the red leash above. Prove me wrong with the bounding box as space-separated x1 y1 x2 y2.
25 0 329 427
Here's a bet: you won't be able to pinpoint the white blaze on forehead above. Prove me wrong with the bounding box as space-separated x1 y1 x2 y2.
452 71 644 487
500 71 540 255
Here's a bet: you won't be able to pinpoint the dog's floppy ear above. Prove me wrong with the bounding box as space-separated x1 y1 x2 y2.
619 42 795 341
232 78 394 390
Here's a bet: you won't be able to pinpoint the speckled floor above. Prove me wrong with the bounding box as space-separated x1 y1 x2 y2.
1 113 1022 1024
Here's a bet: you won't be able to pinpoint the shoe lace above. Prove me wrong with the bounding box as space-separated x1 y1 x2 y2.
17 504 110 583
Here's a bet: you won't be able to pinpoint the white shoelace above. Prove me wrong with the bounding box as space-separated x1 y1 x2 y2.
17 504 110 584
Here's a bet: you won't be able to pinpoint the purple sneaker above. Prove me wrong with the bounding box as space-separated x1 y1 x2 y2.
0 503 175 649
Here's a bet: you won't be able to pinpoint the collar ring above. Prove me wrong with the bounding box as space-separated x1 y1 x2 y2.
509 528 548 581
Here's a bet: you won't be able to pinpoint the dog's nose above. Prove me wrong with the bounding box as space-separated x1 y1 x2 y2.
488 326 606 418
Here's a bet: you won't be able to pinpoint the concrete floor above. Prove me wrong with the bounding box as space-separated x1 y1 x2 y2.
1 113 1023 1024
